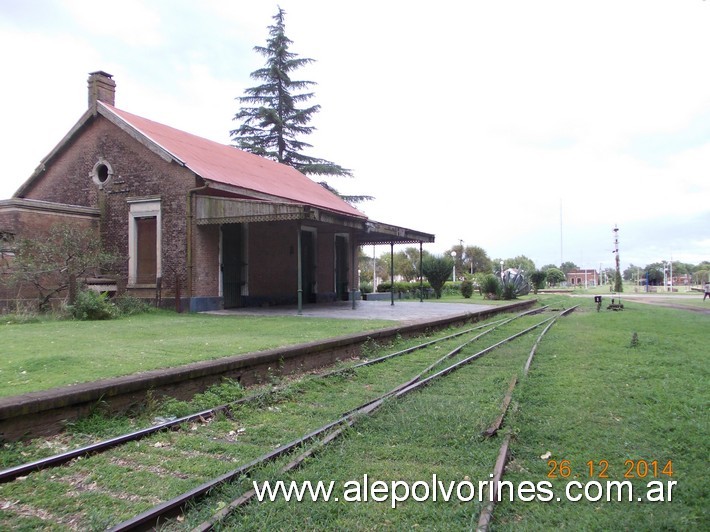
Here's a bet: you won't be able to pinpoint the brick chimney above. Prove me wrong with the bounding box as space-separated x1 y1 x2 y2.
87 71 116 107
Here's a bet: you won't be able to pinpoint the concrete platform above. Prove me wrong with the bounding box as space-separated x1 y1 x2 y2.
207 300 499 324
0 299 533 441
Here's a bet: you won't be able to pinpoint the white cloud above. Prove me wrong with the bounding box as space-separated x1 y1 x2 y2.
61 0 164 47
1 0 708 269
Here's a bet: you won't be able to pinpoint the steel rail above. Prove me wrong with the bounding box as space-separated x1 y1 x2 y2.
0 307 544 483
110 312 555 531
475 305 578 531
523 305 577 376
0 407 223 483
333 305 548 375
194 313 561 531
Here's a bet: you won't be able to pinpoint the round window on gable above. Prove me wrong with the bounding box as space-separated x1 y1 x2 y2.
91 159 114 187
97 164 109 182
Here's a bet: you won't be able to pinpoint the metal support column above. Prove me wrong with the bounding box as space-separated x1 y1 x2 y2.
351 238 357 310
390 242 395 306
419 241 424 302
297 226 303 315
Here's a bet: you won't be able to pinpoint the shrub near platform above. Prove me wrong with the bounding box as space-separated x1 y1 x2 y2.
68 290 117 320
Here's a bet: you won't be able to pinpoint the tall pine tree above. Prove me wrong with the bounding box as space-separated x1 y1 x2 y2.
232 7 371 204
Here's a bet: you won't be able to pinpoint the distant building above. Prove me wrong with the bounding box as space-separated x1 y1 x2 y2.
566 269 599 287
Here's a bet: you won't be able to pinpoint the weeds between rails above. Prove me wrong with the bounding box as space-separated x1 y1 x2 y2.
111 308 569 532
0 307 559 530
0 307 545 484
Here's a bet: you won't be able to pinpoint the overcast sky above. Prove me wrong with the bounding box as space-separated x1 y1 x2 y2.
1 0 708 270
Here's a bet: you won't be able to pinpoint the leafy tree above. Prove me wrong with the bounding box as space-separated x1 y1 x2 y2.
447 244 465 279
560 261 579 274
422 255 454 299
644 263 664 285
357 247 374 285
358 247 391 286
464 245 492 274
690 261 709 284
613 270 623 292
694 269 709 284
545 268 566 286
231 7 371 204
503 255 536 274
600 267 615 285
623 264 640 282
445 243 492 279
5 225 117 312
392 247 428 282
529 270 547 294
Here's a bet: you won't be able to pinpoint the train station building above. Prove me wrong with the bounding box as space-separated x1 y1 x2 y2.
0 71 434 311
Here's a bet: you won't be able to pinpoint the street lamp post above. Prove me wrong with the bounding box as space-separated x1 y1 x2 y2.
663 261 667 292
500 260 504 280
451 251 457 281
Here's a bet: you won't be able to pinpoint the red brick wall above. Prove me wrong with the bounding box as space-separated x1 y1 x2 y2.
0 203 99 307
18 117 197 300
7 112 362 309
248 222 298 298
192 224 220 296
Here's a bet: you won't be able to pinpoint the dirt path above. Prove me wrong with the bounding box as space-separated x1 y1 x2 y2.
622 296 710 315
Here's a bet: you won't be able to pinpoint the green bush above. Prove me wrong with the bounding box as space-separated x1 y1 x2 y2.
461 279 474 298
376 282 391 293
529 270 547 294
502 282 517 300
359 283 373 294
114 295 153 316
374 281 427 295
69 290 117 320
441 282 461 296
501 270 530 299
192 379 245 410
480 274 501 299
422 255 455 298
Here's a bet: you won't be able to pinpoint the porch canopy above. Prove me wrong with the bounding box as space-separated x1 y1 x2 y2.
196 196 435 310
194 196 435 245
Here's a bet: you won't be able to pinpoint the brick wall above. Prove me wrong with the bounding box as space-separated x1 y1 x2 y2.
248 222 299 300
0 201 99 309
192 224 220 296
7 109 366 311
18 117 196 300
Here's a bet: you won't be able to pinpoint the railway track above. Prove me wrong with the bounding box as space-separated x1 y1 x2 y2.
0 305 574 530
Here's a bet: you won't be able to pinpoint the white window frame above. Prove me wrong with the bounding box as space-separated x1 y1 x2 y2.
127 197 161 287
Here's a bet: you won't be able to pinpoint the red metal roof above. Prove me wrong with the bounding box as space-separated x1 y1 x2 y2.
101 102 366 219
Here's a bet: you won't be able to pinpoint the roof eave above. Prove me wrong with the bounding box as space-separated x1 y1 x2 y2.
357 220 436 245
203 179 368 221
97 103 186 166
13 102 187 199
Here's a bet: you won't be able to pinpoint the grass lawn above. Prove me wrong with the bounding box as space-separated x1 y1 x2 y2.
216 297 708 529
0 297 705 529
494 297 708 529
0 311 391 398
